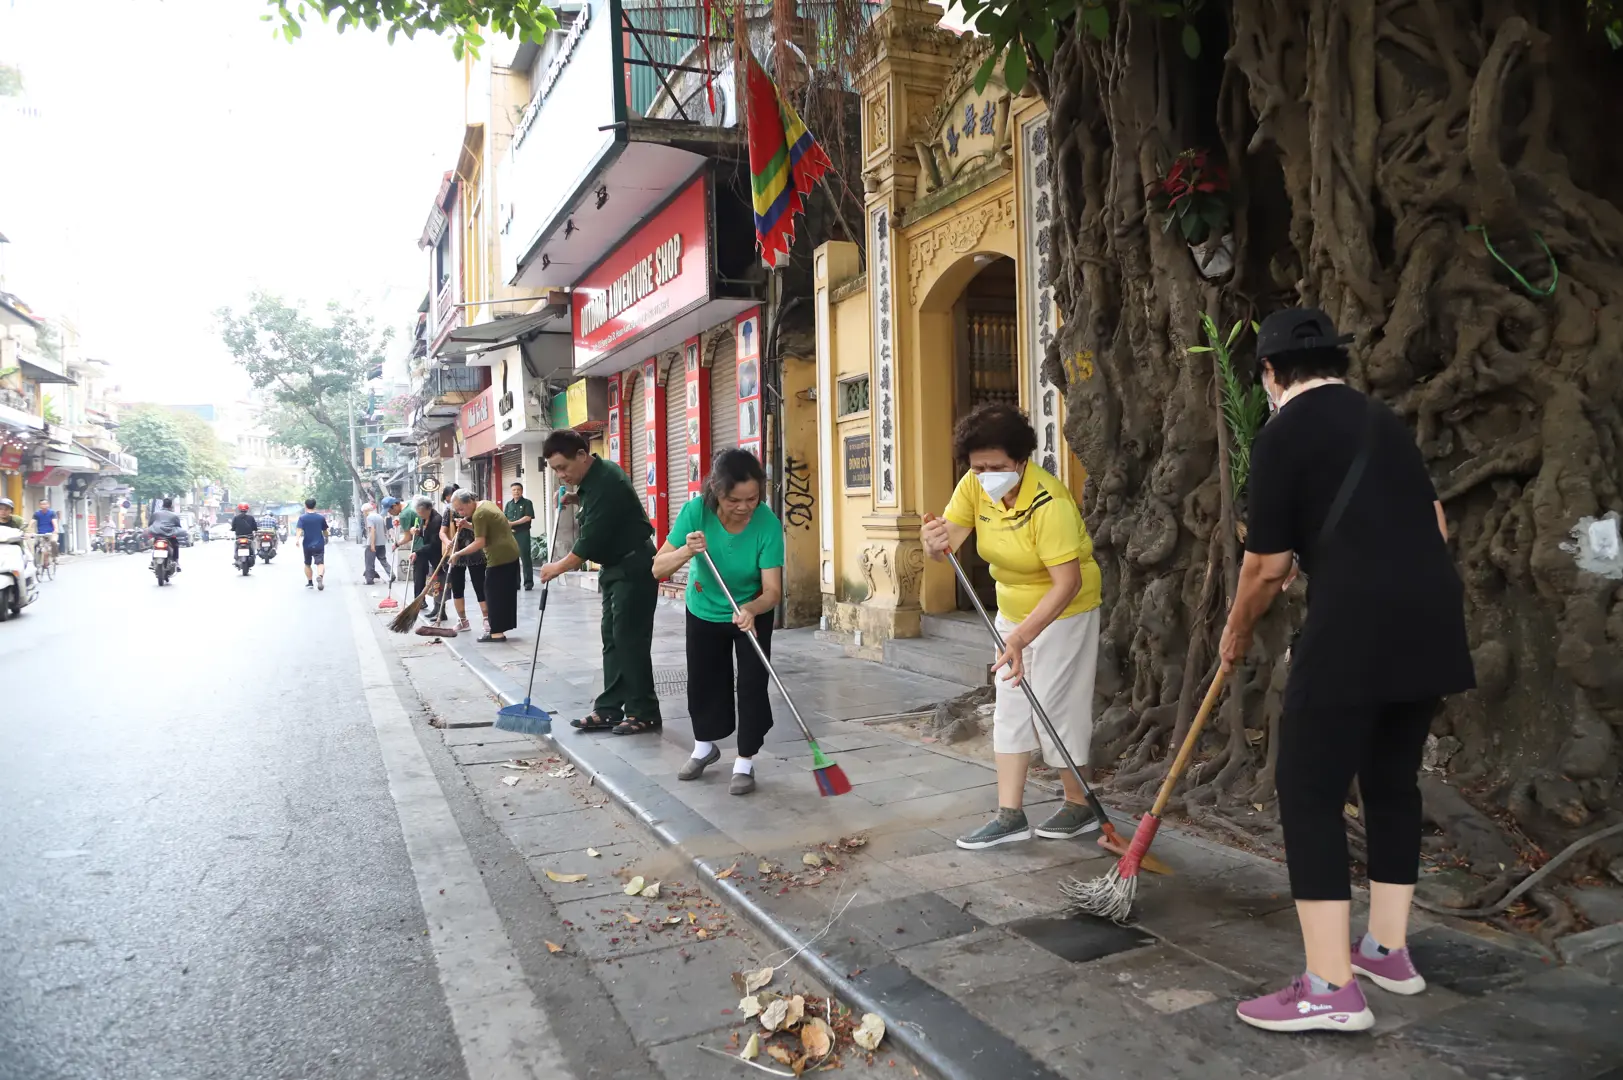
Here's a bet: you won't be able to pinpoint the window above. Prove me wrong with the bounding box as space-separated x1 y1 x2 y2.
836 374 870 417
435 229 452 294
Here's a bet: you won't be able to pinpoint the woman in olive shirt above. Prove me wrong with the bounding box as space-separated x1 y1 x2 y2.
448 490 521 641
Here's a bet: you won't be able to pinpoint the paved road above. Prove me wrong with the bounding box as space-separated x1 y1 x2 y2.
1 545 908 1080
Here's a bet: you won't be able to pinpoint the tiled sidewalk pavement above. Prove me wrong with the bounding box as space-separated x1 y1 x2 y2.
416 574 1623 1080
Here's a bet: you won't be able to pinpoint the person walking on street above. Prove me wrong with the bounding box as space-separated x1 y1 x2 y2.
295 498 329 590
504 482 537 590
439 500 488 633
407 496 445 618
920 403 1104 851
540 430 662 736
1220 307 1474 1034
447 490 520 642
652 450 783 795
364 502 393 585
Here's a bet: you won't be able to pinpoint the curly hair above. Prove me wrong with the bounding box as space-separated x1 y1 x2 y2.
952 402 1038 464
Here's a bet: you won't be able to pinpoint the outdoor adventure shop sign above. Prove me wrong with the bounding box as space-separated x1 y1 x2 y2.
579 234 683 337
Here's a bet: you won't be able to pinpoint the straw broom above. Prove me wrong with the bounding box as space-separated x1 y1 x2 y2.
389 547 451 633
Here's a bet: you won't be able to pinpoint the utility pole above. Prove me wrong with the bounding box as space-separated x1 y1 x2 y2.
347 390 361 543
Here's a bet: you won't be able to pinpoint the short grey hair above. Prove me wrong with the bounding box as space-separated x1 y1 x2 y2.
451 490 478 508
414 495 434 511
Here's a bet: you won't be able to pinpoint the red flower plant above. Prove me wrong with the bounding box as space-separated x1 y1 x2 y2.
1147 149 1232 246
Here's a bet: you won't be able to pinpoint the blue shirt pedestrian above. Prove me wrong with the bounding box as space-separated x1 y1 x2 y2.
296 511 328 551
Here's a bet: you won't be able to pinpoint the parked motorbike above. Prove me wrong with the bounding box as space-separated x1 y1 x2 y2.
150 536 177 586
256 528 278 564
235 535 255 576
0 524 39 621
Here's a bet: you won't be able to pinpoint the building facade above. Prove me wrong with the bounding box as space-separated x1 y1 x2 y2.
813 0 1079 650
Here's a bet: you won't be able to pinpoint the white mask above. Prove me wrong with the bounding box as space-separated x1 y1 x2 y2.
976 470 1022 502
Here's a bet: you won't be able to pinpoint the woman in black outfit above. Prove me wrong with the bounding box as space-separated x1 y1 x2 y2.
1220 308 1474 1034
410 495 445 619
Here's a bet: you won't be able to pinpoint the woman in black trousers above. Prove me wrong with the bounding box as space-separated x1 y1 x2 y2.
1220 308 1474 1034
410 496 445 619
651 450 785 795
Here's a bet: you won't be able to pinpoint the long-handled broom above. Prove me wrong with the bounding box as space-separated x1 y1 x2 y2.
378 570 399 610
1063 667 1227 922
495 514 566 736
943 550 1165 871
699 549 851 796
417 531 467 639
388 547 451 634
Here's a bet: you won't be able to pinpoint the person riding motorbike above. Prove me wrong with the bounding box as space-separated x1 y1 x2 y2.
0 497 19 531
147 498 186 571
230 503 257 538
253 509 279 560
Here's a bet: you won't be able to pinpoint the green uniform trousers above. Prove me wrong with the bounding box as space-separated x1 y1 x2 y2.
514 528 533 589
595 544 660 724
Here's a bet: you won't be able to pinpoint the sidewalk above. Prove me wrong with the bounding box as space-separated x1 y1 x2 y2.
431 577 1623 1080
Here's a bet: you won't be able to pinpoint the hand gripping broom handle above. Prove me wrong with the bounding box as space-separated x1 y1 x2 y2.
945 550 1116 834
698 549 816 745
519 511 566 705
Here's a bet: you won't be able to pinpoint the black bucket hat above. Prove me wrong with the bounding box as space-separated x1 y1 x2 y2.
1256 307 1354 362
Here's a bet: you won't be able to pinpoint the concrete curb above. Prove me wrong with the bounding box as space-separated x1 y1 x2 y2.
441 633 1065 1080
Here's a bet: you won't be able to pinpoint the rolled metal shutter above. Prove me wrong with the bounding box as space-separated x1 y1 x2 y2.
709 329 738 457
498 446 522 497
628 369 649 504
664 356 691 531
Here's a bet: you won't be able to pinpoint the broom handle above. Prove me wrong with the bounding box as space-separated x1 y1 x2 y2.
945 550 1111 822
697 548 817 745
1148 668 1226 818
521 512 565 704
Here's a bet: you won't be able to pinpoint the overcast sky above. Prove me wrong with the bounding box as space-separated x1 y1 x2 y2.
0 0 465 403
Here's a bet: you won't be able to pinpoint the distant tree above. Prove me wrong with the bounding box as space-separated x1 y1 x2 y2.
218 293 387 505
262 0 558 56
233 466 305 508
123 404 231 489
263 403 363 516
117 411 191 503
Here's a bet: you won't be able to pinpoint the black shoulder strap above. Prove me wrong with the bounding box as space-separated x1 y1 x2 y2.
1315 397 1381 553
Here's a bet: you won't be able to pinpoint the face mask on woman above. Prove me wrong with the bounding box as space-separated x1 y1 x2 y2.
976 469 1022 502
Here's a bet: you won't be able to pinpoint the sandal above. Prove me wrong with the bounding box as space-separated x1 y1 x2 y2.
611 716 661 736
571 712 619 733
476 633 506 642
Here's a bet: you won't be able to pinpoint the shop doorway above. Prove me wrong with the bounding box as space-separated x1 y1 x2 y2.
952 256 1018 614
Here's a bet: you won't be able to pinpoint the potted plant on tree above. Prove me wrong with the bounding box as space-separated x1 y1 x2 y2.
1147 149 1234 278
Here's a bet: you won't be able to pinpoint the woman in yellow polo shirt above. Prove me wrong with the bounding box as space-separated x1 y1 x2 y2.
921 403 1104 850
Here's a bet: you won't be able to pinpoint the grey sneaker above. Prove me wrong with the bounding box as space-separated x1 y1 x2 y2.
678 746 721 781
956 810 1031 850
1034 801 1100 839
729 770 756 795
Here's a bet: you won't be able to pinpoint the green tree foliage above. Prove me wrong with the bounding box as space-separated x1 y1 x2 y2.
263 0 559 56
233 466 305 508
264 403 361 513
218 293 388 507
117 411 192 503
123 404 231 488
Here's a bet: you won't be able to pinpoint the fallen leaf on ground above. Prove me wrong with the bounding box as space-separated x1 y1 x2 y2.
758 860 776 874
759 997 791 1032
766 1046 794 1066
1344 803 1360 818
783 995 805 1028
742 1033 761 1060
548 764 576 778
624 912 641 925
840 835 869 850
853 1013 886 1050
623 875 645 895
544 871 588 883
802 852 824 868
716 862 739 879
586 848 601 858
687 912 697 923
800 1016 833 1058
499 762 531 770
696 928 709 940
640 882 661 899
544 941 564 954
500 776 521 787
666 915 682 925
739 995 763 1018
743 966 774 993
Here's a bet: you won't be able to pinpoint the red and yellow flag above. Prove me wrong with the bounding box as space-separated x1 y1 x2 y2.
744 51 831 267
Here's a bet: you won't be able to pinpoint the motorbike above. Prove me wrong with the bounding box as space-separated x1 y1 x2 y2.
116 528 144 554
150 536 177 586
256 528 278 564
0 524 39 621
235 535 255 576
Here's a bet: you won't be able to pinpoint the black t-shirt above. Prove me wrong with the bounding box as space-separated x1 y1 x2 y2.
1245 384 1475 709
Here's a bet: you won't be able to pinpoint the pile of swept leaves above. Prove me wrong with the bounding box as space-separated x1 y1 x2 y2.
742 836 869 897
724 965 886 1076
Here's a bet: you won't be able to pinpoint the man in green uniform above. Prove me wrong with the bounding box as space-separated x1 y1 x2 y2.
504 481 538 590
538 430 661 736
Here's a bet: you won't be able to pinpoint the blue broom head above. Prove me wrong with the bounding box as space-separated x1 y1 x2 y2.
496 701 553 736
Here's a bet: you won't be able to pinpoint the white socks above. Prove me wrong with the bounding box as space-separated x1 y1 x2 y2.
691 741 716 760
733 757 755 775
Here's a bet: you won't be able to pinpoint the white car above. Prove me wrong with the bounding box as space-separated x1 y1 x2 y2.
207 522 235 541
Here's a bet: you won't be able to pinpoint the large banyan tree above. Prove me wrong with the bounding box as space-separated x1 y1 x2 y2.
948 0 1623 932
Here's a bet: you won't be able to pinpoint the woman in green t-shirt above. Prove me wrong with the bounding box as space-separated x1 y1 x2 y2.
652 449 784 795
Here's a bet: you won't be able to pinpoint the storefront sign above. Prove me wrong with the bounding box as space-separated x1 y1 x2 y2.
843 433 872 490
0 445 22 471
640 357 667 538
736 309 763 461
458 387 498 459
606 374 625 467
682 335 708 505
1021 115 1063 478
513 0 592 150
572 176 711 371
869 205 898 506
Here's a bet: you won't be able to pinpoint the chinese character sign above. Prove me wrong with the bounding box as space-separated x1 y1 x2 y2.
870 205 898 507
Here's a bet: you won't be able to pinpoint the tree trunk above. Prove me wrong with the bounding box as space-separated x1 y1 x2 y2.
1036 0 1623 915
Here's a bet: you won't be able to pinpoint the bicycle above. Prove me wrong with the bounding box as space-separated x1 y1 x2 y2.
33 535 55 581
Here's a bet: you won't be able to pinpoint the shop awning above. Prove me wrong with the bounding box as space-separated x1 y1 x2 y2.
437 305 567 359
20 355 75 385
43 449 98 472
0 401 46 434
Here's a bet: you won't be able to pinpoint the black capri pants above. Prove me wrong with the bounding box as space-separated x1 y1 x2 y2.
413 547 443 599
1275 697 1439 901
449 561 486 601
686 609 775 758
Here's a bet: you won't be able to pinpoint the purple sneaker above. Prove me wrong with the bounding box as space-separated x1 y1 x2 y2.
1236 976 1374 1033
1351 942 1427 995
